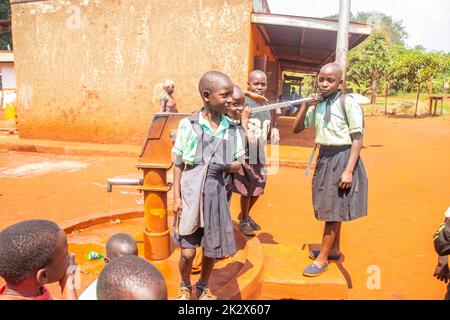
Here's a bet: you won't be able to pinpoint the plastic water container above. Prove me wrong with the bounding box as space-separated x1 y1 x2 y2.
4 102 16 121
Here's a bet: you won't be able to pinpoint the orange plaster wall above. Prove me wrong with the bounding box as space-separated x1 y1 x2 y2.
11 0 253 144
248 24 279 100
248 24 276 73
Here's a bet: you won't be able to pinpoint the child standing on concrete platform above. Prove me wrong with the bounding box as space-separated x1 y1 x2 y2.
172 71 245 300
293 63 368 277
233 70 271 237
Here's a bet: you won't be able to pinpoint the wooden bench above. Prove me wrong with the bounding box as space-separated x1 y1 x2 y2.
428 95 444 115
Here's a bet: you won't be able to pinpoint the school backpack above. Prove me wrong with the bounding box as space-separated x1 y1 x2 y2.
338 94 365 131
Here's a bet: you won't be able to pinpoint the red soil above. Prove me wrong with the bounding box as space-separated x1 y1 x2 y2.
0 115 449 299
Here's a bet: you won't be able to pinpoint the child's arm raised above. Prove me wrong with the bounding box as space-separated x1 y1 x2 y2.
227 110 248 173
339 132 363 190
241 106 258 145
59 253 78 300
173 157 183 215
243 90 269 104
241 106 251 131
292 94 320 134
292 103 308 133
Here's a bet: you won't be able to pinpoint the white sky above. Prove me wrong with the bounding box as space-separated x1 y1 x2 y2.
266 0 450 52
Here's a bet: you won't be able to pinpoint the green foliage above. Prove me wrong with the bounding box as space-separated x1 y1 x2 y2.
0 0 10 20
352 11 408 46
327 10 449 94
393 49 447 86
0 31 11 49
392 49 449 115
341 9 449 111
325 10 408 101
347 31 393 98
0 0 11 50
324 10 408 46
431 63 450 94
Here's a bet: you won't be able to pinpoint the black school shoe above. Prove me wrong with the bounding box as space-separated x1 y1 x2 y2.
238 213 261 231
239 220 256 236
248 215 261 231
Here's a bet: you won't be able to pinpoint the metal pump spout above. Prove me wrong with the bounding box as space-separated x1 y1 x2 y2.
106 178 143 192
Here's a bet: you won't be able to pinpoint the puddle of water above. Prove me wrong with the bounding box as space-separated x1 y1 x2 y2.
0 161 89 178
120 190 141 195
135 196 144 205
92 182 107 188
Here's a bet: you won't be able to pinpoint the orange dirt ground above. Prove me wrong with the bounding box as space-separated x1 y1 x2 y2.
0 115 449 300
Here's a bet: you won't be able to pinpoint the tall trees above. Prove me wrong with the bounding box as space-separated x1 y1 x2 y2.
0 0 10 20
352 11 408 46
347 31 393 104
393 50 448 116
335 10 449 118
327 11 406 104
0 0 11 50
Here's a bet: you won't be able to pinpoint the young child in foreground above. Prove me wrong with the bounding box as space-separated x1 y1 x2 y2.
433 207 450 300
172 71 245 300
78 233 138 300
97 255 167 300
0 219 78 300
190 84 255 272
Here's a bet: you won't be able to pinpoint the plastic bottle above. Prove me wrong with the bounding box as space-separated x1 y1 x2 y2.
87 251 105 261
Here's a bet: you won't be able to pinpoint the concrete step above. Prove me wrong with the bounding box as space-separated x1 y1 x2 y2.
260 244 348 300
0 120 16 131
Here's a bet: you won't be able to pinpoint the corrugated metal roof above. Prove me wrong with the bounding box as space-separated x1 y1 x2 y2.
252 13 371 73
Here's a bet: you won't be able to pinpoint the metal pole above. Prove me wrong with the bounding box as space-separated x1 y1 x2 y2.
335 0 351 89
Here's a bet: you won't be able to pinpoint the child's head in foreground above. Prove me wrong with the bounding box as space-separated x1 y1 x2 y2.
226 84 245 120
317 63 343 98
97 255 167 300
198 71 234 114
105 233 138 263
247 70 268 96
0 219 69 288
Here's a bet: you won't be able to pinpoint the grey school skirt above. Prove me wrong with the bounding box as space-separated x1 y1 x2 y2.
173 163 236 259
312 145 368 222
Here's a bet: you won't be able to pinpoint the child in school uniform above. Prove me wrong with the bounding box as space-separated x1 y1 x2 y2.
189 85 256 274
224 84 256 204
433 207 450 300
171 71 245 300
233 70 272 237
293 63 368 277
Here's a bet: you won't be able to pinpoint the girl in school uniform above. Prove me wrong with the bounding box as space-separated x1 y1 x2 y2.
293 63 368 277
233 70 272 237
171 71 245 299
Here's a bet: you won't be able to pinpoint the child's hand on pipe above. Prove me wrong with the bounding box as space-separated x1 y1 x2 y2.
244 90 269 104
